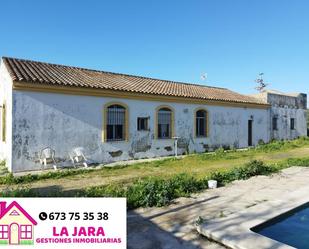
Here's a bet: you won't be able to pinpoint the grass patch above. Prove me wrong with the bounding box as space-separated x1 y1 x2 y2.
254 137 309 152
20 240 34 245
80 157 309 209
4 157 309 209
0 168 97 185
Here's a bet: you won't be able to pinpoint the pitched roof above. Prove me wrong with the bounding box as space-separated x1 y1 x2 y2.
2 57 266 105
0 201 37 225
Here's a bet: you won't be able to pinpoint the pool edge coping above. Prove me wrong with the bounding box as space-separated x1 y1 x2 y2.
196 185 309 249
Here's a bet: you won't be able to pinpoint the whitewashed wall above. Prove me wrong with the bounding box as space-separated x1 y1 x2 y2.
267 92 307 140
271 107 307 140
252 91 307 140
0 62 13 171
11 90 270 172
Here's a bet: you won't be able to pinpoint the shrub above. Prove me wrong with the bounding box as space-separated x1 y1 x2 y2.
131 179 175 208
214 147 225 157
172 173 205 196
209 160 276 184
79 173 207 209
126 174 206 208
208 171 233 185
240 160 276 178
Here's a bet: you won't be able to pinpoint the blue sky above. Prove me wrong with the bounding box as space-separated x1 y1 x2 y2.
1 0 308 96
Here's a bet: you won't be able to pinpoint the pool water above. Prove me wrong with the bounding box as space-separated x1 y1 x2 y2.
252 203 309 249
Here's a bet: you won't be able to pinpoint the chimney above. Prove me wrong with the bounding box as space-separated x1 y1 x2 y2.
0 202 6 215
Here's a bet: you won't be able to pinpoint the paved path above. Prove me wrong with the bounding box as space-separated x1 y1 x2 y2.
128 166 309 249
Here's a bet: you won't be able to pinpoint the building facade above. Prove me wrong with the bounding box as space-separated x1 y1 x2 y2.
0 57 307 172
251 90 307 140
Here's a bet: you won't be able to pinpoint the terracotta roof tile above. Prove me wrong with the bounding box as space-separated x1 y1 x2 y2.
2 57 265 105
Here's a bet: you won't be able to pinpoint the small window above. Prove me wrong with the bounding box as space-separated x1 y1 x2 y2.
137 117 149 131
272 117 278 131
157 108 172 139
196 110 207 137
290 118 295 130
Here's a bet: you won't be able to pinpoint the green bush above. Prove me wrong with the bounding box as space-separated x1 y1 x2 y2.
79 173 207 209
173 173 206 195
209 160 276 184
240 160 275 178
208 171 232 185
128 179 174 208
127 174 209 208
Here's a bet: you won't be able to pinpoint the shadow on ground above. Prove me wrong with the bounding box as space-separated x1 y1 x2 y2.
128 196 223 249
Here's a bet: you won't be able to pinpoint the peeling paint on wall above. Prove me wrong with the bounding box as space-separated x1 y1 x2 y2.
164 146 173 152
5 88 306 172
109 150 123 157
131 135 152 153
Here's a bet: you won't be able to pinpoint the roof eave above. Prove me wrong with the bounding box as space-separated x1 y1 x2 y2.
12 80 271 109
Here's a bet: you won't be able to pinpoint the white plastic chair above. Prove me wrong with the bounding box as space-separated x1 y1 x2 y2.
39 147 57 170
69 147 88 168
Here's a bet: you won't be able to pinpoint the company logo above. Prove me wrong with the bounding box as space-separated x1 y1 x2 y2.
0 201 37 245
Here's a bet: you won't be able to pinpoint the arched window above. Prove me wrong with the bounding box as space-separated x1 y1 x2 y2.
195 109 207 137
157 107 173 139
106 104 127 141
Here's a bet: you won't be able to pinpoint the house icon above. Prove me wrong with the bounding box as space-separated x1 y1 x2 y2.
0 201 37 245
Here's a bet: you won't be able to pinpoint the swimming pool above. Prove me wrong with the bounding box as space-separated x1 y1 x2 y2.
252 202 309 249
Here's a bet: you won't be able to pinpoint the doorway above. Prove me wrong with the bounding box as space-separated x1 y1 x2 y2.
248 120 253 147
9 223 19 245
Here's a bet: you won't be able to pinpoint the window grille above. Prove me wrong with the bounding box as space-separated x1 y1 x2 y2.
158 108 172 139
137 117 149 131
107 105 126 141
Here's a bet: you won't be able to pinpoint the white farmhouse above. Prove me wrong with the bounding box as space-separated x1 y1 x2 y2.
0 57 307 172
